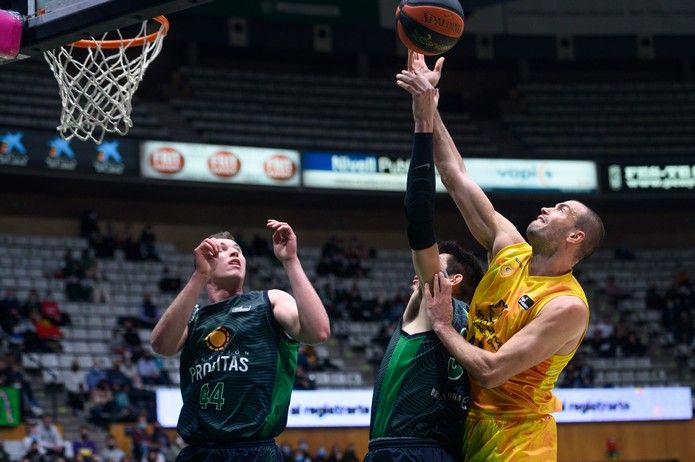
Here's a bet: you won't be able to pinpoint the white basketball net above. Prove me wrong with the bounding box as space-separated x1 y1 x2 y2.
43 18 167 143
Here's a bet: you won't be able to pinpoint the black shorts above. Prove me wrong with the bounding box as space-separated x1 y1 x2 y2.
175 439 282 462
364 437 458 462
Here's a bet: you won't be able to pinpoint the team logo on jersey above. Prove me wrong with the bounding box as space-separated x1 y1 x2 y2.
499 264 515 278
518 295 535 310
205 326 231 351
447 327 467 380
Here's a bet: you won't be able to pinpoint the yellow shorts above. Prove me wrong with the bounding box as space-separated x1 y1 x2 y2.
462 411 557 462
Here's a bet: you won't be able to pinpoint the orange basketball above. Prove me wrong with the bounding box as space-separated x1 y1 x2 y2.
396 0 465 56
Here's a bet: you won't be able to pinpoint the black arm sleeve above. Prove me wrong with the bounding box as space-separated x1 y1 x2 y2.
404 133 436 250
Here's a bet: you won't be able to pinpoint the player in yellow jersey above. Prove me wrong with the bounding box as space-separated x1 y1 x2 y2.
396 52 605 461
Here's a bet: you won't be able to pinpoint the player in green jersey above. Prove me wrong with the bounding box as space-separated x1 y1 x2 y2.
151 219 330 462
365 52 484 462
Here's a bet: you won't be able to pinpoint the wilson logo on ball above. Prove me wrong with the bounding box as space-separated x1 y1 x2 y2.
149 147 184 174
264 155 296 180
396 0 465 56
208 151 241 177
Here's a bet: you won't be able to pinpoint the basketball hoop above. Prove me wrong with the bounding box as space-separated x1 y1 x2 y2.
43 16 169 143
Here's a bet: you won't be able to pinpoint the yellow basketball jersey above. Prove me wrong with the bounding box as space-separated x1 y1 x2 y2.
468 241 589 416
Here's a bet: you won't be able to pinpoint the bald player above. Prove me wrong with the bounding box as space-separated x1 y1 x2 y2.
398 51 604 461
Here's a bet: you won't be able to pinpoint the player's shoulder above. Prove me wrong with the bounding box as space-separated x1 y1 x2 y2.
542 295 588 321
267 289 295 304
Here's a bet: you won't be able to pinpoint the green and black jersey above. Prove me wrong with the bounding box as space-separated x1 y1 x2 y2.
369 298 470 455
177 290 299 444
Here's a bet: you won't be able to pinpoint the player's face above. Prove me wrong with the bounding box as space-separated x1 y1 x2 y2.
212 239 246 283
527 201 581 249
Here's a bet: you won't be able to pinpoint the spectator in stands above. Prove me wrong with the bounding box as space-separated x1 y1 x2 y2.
0 355 42 417
88 380 114 428
120 320 144 360
40 291 70 326
137 294 160 329
127 414 152 461
645 284 663 311
293 365 316 390
106 357 132 388
29 415 64 458
72 426 98 460
0 288 21 333
139 224 161 262
559 356 594 388
9 311 42 352
31 312 63 352
281 443 293 461
80 209 102 249
602 275 628 309
149 421 170 455
121 224 141 261
314 446 328 462
621 330 647 357
136 350 170 385
327 444 358 462
21 290 42 319
86 359 108 391
61 250 80 279
64 359 87 415
97 223 117 259
158 267 182 294
0 442 9 462
109 383 136 422
21 440 44 462
164 434 185 461
100 434 126 462
91 262 111 304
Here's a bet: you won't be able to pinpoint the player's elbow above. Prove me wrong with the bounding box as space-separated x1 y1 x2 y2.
150 333 175 357
477 373 506 389
308 324 331 345
475 365 508 389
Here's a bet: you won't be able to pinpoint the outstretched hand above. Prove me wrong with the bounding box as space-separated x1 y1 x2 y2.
396 69 439 128
267 219 298 263
193 238 220 280
423 272 454 328
407 50 445 87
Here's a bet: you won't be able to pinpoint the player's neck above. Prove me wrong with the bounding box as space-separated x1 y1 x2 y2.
207 284 243 303
528 253 573 277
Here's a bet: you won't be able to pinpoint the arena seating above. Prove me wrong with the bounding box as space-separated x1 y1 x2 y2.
171 66 498 156
0 58 169 139
2 231 692 395
504 82 695 158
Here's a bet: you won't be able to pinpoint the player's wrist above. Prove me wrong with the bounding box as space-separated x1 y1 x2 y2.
191 270 210 284
414 119 434 133
432 319 454 336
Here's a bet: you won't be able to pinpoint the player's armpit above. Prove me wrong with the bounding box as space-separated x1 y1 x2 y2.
480 296 588 388
269 289 301 340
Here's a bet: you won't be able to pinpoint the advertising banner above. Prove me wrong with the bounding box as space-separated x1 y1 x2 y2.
606 163 695 192
0 387 21 427
302 152 597 193
156 388 373 428
157 386 689 428
554 387 692 423
141 141 300 187
0 128 139 177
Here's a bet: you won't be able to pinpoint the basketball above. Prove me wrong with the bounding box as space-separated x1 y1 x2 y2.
396 0 465 56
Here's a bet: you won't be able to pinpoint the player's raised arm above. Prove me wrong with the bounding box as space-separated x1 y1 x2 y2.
396 65 442 290
150 238 219 356
267 219 330 345
407 51 523 257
